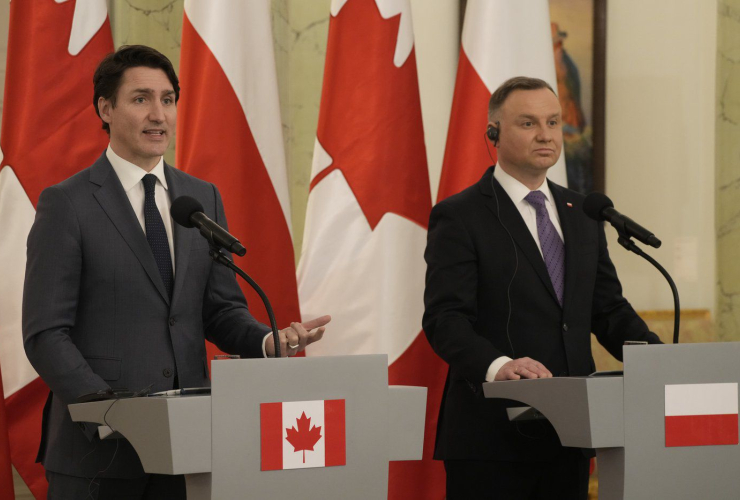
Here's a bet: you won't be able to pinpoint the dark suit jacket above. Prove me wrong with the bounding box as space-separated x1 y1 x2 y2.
22 153 270 478
423 167 660 462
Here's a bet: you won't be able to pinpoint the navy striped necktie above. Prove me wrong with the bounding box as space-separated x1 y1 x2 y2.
142 174 173 299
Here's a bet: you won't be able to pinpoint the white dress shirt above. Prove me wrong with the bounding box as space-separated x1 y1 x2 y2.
106 146 175 273
485 164 566 382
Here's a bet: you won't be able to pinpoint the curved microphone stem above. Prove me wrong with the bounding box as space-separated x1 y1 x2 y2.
617 236 680 344
208 246 282 358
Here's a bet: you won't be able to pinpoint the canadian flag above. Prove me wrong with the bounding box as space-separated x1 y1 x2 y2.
261 399 346 470
0 1 113 497
296 0 445 497
437 0 565 202
177 0 300 361
665 383 739 447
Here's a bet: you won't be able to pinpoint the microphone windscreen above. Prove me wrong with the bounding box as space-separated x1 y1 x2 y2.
583 192 614 221
170 196 204 228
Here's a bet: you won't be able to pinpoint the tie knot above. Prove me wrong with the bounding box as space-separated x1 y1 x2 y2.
142 174 157 194
525 190 547 211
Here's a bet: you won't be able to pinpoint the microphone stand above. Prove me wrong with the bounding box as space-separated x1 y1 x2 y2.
208 244 282 358
616 235 680 344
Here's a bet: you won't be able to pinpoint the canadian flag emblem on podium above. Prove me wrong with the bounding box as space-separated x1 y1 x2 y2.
261 399 346 470
665 383 739 447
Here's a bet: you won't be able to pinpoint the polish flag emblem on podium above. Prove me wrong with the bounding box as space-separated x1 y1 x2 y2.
665 383 739 447
261 399 346 470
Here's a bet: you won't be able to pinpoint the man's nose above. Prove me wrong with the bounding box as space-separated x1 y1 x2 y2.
148 102 165 122
536 125 552 142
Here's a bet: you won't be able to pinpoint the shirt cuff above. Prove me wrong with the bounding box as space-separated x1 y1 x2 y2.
262 332 272 358
485 356 513 382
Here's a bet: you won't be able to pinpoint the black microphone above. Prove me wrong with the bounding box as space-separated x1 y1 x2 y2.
171 196 247 256
583 192 661 248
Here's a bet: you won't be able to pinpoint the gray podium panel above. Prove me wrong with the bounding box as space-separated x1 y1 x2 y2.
68 395 211 475
387 386 427 461
621 343 740 500
211 354 391 500
482 376 624 448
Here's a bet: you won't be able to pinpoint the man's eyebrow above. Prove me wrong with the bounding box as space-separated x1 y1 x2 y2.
130 88 175 96
516 113 561 120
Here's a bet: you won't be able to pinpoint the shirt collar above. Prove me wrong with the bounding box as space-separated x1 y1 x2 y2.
493 163 553 205
106 145 167 193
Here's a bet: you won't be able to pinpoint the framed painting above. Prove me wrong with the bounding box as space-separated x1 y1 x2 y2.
549 0 607 194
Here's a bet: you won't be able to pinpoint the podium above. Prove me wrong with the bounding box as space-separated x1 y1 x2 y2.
69 354 427 499
483 343 740 500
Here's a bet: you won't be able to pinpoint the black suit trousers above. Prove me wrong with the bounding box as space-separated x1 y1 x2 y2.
444 447 590 500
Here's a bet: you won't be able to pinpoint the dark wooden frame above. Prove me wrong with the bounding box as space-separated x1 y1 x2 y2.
592 0 607 193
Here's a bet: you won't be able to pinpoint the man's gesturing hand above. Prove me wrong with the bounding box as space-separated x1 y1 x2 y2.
265 315 331 357
494 357 552 381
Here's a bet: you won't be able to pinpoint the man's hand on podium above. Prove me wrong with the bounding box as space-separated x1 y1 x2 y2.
494 357 553 381
265 315 332 357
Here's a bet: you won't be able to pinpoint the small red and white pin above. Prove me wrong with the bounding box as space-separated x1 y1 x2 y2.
566 202 573 208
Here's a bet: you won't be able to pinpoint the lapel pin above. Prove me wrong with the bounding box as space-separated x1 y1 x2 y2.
566 202 573 208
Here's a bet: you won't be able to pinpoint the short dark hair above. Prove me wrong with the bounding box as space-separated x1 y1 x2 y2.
488 76 556 122
93 45 180 134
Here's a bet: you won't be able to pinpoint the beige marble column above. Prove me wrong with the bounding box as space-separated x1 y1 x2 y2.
271 0 331 261
716 0 740 341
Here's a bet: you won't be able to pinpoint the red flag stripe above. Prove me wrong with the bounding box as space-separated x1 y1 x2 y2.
665 414 739 447
437 47 495 202
324 399 346 467
260 402 283 471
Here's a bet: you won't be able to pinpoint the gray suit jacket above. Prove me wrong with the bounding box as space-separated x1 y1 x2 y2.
22 153 270 478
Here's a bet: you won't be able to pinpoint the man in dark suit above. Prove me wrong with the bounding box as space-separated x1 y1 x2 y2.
423 76 661 499
22 45 329 499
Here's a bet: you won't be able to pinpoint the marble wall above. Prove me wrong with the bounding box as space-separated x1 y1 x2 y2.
717 0 740 341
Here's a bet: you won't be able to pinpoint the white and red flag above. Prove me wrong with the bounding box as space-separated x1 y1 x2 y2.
297 0 445 497
665 383 739 447
177 0 300 363
0 1 112 497
437 0 565 202
261 399 346 470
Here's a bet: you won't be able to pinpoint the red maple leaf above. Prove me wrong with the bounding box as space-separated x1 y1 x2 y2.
285 412 323 463
312 0 431 231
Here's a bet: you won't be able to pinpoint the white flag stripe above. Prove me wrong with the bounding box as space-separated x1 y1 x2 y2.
298 171 426 364
461 0 566 185
0 166 40 397
282 400 325 469
67 0 107 56
183 0 292 233
665 383 739 417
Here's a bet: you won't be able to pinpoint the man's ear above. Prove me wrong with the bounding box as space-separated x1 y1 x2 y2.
98 97 112 125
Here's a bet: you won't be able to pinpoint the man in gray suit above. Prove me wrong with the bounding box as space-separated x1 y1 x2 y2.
22 45 329 499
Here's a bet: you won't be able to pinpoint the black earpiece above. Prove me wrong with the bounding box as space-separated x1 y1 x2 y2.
486 122 500 146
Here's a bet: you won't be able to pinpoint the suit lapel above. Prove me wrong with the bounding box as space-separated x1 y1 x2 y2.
549 181 578 311
164 164 195 307
90 154 170 305
481 170 560 305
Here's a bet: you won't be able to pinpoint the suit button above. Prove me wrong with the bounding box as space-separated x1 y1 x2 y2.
169 318 176 326
78 423 87 431
562 323 569 332
163 368 173 378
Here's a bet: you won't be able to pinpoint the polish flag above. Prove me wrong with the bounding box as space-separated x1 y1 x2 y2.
297 0 445 497
437 0 565 202
665 383 739 447
0 1 112 497
261 399 346 470
177 0 300 363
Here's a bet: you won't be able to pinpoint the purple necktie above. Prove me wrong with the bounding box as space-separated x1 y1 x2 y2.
525 190 565 305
